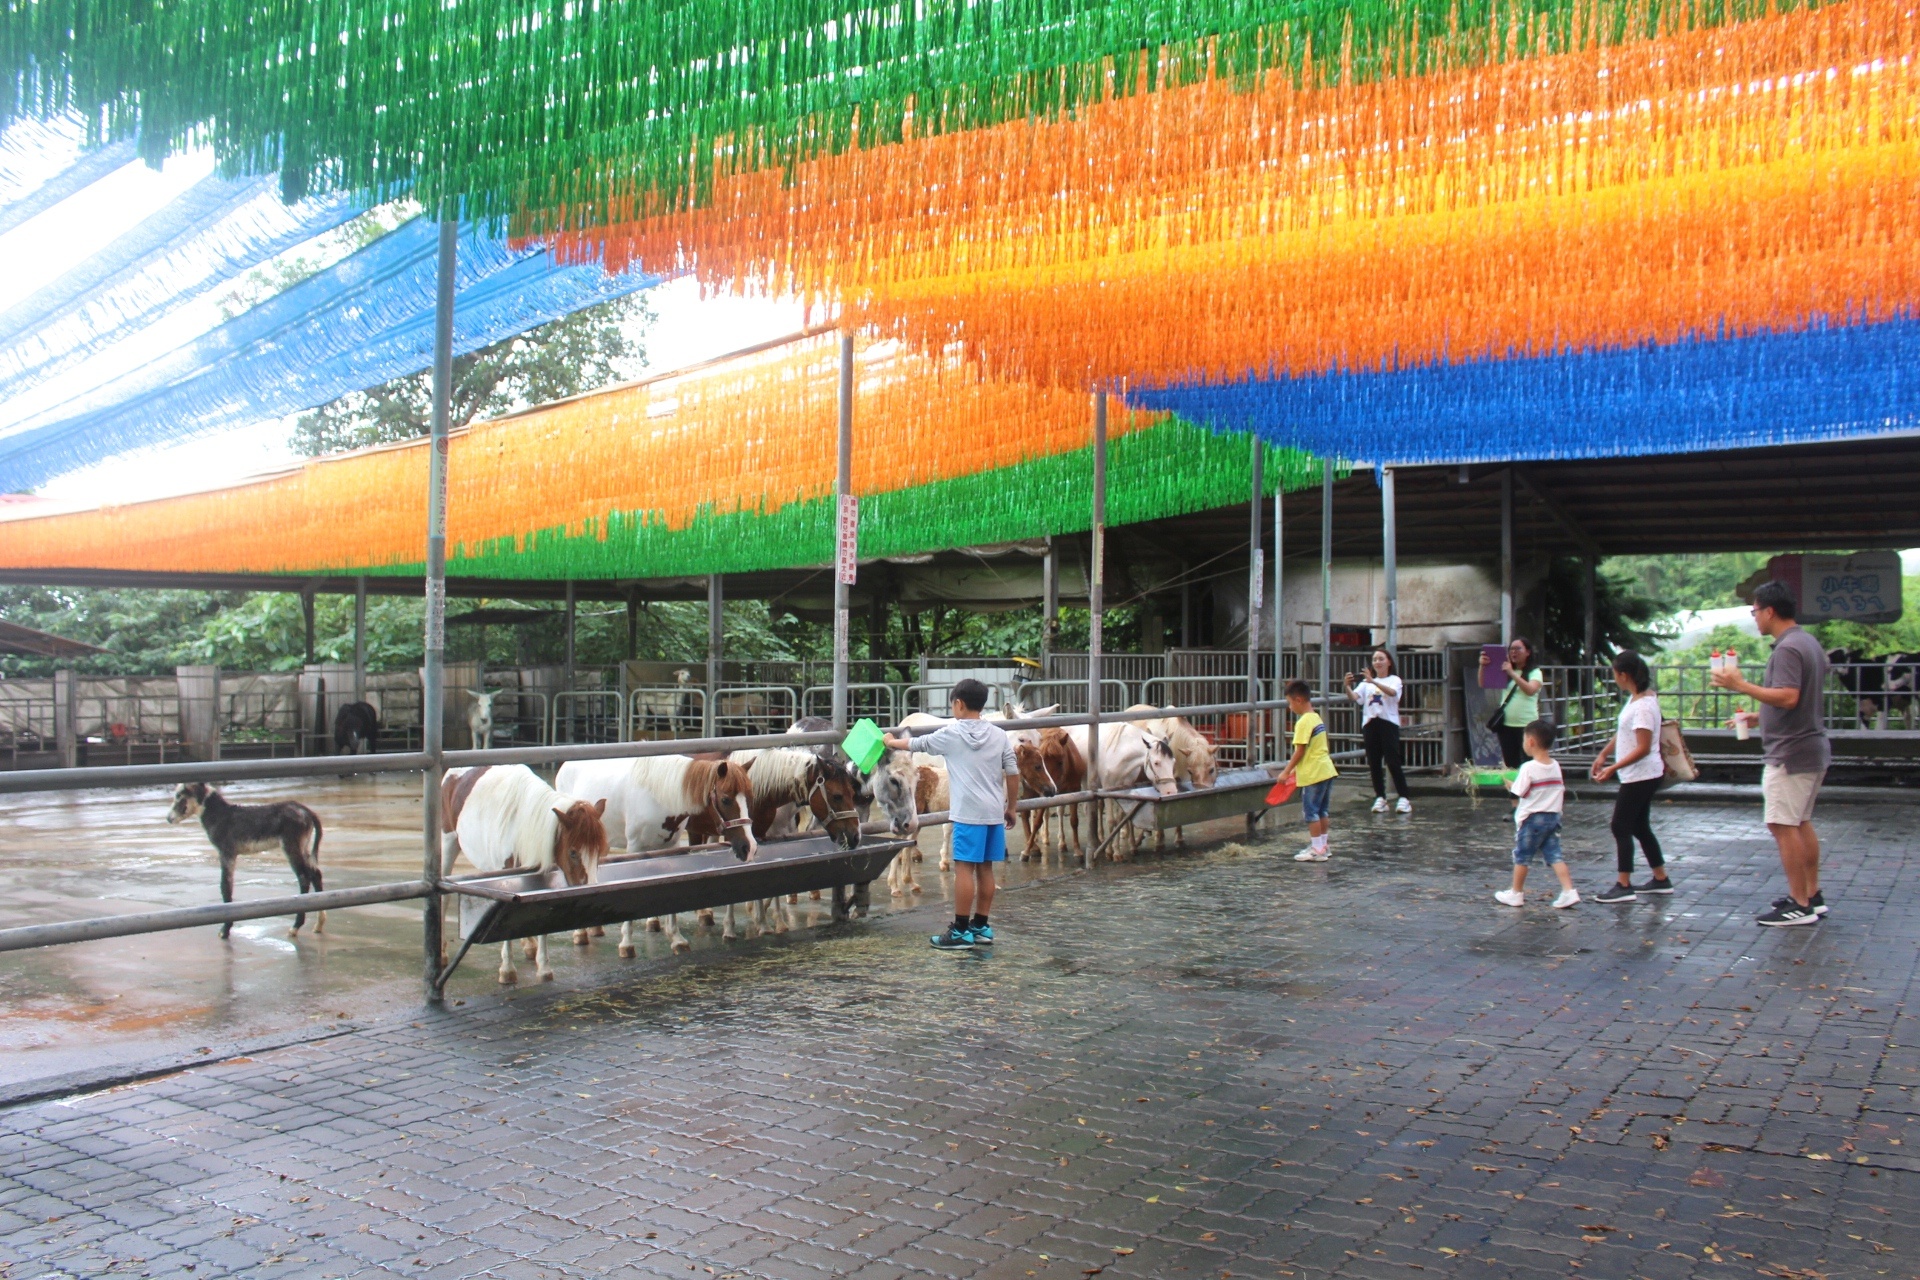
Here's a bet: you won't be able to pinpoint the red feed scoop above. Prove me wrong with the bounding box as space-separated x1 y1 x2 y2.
1265 776 1297 805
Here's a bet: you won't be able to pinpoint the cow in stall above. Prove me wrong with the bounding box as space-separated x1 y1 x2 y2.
439 765 609 983
1828 649 1920 728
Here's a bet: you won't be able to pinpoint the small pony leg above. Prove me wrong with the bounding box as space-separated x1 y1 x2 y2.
535 935 554 981
573 928 592 946
721 903 741 941
667 914 691 954
497 942 518 984
619 920 637 958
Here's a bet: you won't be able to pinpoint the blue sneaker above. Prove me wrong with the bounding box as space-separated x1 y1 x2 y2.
929 926 976 950
971 924 994 946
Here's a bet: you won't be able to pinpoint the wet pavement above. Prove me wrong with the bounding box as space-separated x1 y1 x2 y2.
3 788 1919 1280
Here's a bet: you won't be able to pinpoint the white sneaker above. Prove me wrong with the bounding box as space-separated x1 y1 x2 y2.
1553 889 1581 909
1371 796 1389 813
1294 847 1319 861
1395 797 1413 814
1495 889 1526 908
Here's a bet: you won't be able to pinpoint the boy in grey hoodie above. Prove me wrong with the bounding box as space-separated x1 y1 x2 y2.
886 678 1018 949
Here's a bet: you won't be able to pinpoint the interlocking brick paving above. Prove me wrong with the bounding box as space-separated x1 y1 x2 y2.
2 794 1917 1280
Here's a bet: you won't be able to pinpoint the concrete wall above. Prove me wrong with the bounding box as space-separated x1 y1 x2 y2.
1212 557 1551 651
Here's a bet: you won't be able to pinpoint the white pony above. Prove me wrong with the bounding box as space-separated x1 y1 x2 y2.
439 765 608 984
1060 721 1180 858
1125 705 1220 849
554 754 755 955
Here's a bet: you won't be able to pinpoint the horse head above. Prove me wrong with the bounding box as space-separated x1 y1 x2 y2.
865 749 919 836
1179 722 1219 788
800 757 863 850
1014 741 1058 798
1142 733 1181 796
705 760 758 860
549 798 609 886
166 781 213 824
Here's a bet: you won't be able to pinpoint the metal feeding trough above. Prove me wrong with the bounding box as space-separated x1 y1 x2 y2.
1089 767 1281 858
449 833 913 947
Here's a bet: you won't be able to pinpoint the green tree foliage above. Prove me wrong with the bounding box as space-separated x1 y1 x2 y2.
1538 557 1664 660
1603 552 1774 613
289 293 653 457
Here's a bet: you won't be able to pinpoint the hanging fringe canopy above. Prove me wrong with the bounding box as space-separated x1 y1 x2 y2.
0 332 1319 581
0 129 666 491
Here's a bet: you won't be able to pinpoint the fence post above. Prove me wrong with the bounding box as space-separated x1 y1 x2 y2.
1320 458 1333 720
1246 436 1263 765
833 333 854 731
1500 468 1515 645
1041 537 1059 675
706 575 723 737
54 668 76 769
353 577 368 703
1086 393 1107 866
1383 465 1399 659
421 218 456 1004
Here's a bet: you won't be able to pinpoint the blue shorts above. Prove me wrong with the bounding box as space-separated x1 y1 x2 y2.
1512 812 1564 866
951 822 1007 864
1300 779 1334 823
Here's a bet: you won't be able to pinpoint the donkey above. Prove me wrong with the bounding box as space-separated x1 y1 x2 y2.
166 782 325 938
554 755 756 954
440 765 609 983
788 717 918 838
333 701 379 755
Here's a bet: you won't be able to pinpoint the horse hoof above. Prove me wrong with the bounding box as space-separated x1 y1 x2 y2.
498 970 518 985
646 919 663 932
911 884 923 894
539 970 555 982
618 943 637 958
314 914 326 934
809 890 822 901
591 926 605 937
573 931 591 947
671 940 692 955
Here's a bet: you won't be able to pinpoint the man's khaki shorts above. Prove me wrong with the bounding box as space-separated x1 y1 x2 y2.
1762 764 1824 827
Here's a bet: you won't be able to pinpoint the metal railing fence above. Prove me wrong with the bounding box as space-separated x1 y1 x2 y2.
551 690 624 745
801 683 897 725
1011 678 1133 716
713 685 799 737
627 685 707 741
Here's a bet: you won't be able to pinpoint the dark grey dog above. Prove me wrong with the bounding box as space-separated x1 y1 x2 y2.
166 782 325 937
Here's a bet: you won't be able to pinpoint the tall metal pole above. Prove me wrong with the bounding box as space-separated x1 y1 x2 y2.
705 574 722 737
1320 458 1334 720
1040 537 1059 676
1246 437 1263 764
352 576 368 703
1273 482 1284 677
421 218 456 1004
1500 468 1515 644
832 334 854 730
1582 557 1598 663
1085 393 1107 867
1382 466 1399 658
563 579 577 692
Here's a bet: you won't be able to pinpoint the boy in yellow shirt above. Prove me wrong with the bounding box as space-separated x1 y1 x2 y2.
1279 679 1339 862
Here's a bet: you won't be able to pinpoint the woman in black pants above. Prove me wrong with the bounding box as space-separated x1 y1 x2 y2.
1480 637 1545 768
1589 650 1672 903
1345 649 1412 813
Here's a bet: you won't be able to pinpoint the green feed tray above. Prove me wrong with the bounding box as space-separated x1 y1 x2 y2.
1472 768 1521 787
842 718 887 774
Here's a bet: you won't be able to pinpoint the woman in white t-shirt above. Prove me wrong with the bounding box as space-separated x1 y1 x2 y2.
1588 650 1671 903
1344 649 1411 814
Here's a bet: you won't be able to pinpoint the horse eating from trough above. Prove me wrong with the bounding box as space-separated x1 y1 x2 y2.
553 754 756 954
439 765 609 983
166 782 326 938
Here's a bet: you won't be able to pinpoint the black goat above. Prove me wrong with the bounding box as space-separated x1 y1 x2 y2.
333 700 380 754
166 782 325 937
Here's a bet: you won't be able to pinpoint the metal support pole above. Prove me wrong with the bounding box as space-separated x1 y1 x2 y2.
1320 458 1333 719
1041 537 1059 674
563 580 577 693
832 333 854 731
1273 482 1284 676
705 574 723 738
625 591 639 661
1583 556 1598 663
352 577 368 703
301 587 316 665
1246 437 1263 763
1501 469 1515 644
1179 569 1191 649
421 218 456 1004
1086 393 1107 867
1382 466 1399 659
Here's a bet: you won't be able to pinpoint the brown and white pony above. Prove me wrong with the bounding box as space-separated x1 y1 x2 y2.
439 765 609 983
554 754 755 955
1020 728 1087 862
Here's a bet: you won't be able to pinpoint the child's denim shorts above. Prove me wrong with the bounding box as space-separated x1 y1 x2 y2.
1512 812 1564 866
1301 778 1334 823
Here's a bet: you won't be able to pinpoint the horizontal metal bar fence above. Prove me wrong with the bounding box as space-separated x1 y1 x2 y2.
1012 678 1133 715
712 685 799 737
902 681 1018 716
0 880 432 954
551 690 623 746
801 683 897 725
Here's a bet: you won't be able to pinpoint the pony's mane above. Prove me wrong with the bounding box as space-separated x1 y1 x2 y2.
675 757 752 809
734 747 813 800
625 755 713 814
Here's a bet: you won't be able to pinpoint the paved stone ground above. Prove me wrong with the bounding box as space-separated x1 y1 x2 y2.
3 794 1918 1280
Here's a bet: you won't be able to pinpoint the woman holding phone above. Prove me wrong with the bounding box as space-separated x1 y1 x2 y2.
1480 637 1545 768
1345 649 1412 813
1588 649 1672 903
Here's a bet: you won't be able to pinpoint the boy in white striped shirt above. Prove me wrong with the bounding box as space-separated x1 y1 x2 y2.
1495 720 1580 909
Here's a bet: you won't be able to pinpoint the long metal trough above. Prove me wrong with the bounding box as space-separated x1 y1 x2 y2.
449 833 914 946
1102 766 1284 832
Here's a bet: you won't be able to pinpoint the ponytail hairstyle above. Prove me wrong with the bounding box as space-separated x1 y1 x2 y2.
1611 649 1654 694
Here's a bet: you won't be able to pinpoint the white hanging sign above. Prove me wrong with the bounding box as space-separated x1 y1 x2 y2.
1250 549 1265 610
836 493 859 586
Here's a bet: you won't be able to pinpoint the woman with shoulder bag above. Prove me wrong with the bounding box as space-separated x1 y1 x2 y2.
1480 637 1545 768
1345 649 1413 814
1588 650 1673 903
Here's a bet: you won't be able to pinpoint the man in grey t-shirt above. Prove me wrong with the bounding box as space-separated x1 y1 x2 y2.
1711 579 1831 926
